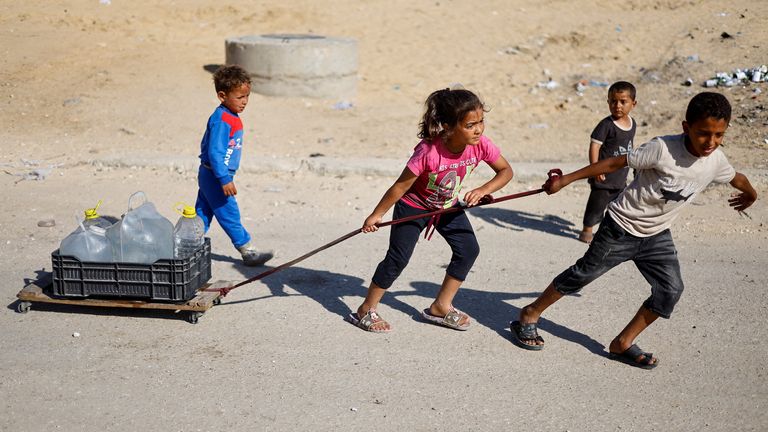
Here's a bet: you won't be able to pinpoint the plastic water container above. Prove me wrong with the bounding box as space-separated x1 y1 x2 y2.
106 192 174 264
59 219 112 262
82 200 112 229
173 203 205 259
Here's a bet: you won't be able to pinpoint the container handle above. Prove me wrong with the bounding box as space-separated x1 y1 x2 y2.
127 191 147 211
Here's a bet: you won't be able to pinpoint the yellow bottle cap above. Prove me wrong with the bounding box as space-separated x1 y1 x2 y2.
175 202 197 218
84 200 103 220
182 205 197 218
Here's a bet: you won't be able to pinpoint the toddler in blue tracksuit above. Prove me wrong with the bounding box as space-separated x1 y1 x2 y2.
196 65 272 266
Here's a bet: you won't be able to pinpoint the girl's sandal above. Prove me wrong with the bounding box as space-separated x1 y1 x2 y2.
420 307 471 331
346 309 391 333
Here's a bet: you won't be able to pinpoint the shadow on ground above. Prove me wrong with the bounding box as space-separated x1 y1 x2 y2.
219 258 605 355
471 207 580 240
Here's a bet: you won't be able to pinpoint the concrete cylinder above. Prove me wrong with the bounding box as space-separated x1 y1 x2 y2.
225 34 358 99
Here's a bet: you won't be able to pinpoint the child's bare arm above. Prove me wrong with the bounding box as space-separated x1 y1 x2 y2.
545 155 628 194
222 181 237 196
589 141 605 182
728 172 757 212
362 168 418 232
463 155 514 206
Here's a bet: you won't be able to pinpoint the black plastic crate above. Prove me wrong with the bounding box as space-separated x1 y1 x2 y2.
51 238 212 302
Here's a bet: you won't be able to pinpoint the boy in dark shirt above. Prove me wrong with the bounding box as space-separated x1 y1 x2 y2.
579 81 637 244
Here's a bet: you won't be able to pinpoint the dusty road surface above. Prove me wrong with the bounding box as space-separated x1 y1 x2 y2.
1 1 766 431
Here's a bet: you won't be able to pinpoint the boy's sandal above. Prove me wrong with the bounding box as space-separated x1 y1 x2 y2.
421 307 471 331
510 320 545 350
608 344 659 370
346 309 391 333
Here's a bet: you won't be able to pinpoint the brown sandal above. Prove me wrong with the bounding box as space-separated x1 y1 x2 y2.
347 309 391 333
421 307 471 331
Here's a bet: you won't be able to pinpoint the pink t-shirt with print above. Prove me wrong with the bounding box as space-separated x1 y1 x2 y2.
401 135 501 210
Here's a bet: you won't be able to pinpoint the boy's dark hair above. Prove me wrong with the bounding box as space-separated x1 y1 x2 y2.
685 92 731 124
213 65 251 94
608 81 636 100
418 88 485 140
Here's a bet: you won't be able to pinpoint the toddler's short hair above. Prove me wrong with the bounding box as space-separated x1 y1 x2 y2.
213 65 251 93
608 81 636 100
686 92 731 124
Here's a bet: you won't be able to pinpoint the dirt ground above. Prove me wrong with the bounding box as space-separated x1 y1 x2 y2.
1 1 766 431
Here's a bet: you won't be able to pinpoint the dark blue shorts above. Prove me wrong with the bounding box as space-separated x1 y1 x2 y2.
553 213 683 318
583 187 622 227
372 201 479 289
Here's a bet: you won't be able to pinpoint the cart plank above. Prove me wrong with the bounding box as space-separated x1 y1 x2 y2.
17 274 232 312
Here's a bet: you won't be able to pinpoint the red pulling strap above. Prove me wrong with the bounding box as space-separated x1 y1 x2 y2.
212 169 563 295
424 214 440 240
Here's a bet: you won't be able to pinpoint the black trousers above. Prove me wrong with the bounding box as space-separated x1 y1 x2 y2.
372 201 479 289
583 187 622 227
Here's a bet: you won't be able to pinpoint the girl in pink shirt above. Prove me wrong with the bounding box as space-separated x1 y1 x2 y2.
348 88 514 332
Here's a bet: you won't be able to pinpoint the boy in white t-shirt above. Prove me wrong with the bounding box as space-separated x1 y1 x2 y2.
510 92 757 369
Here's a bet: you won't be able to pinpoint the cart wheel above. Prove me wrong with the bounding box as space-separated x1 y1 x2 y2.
16 301 32 314
213 297 222 306
188 312 203 324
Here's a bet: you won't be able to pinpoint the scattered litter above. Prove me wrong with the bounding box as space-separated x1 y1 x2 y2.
72 332 81 338
615 25 622 32
263 186 282 193
500 46 520 55
309 153 325 158
528 123 549 129
317 137 334 144
99 0 111 5
686 54 700 62
350 407 358 412
682 78 694 86
21 158 42 167
37 219 56 227
574 79 609 93
3 158 64 183
537 80 559 90
332 101 354 110
720 32 733 39
704 65 767 87
5 167 54 183
26 167 52 181
62 97 81 106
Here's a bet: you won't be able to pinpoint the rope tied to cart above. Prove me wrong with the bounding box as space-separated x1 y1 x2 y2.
212 169 563 296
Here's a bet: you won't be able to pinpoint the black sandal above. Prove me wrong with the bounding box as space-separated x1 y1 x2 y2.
510 320 545 351
609 344 659 370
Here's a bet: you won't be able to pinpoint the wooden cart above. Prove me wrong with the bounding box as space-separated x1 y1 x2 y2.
15 273 230 324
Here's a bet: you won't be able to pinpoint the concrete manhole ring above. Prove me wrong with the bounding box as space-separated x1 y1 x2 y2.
225 34 358 98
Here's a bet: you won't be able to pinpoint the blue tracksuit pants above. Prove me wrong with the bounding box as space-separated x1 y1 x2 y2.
195 165 251 249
